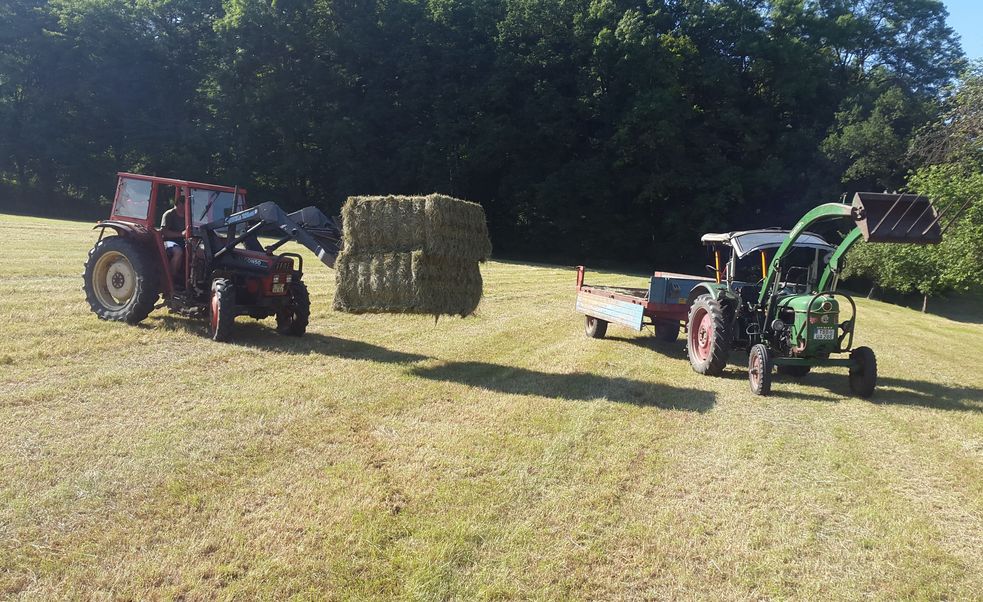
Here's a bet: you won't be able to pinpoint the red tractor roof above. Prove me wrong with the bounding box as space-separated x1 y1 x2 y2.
117 172 247 195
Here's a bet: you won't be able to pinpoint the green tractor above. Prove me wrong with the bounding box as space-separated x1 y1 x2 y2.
686 192 964 397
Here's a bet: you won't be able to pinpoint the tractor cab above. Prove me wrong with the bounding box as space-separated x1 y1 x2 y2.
701 229 835 303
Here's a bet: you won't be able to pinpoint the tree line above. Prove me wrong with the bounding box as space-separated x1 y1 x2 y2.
0 0 975 285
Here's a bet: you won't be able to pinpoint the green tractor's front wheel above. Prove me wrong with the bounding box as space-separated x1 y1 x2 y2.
748 344 772 396
82 236 159 324
849 346 877 398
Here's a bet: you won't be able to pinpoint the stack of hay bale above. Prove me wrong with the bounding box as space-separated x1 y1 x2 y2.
333 194 492 316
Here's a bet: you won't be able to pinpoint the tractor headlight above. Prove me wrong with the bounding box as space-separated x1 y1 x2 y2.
771 319 787 332
821 300 833 312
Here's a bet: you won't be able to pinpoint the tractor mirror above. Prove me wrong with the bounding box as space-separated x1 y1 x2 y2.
851 192 970 245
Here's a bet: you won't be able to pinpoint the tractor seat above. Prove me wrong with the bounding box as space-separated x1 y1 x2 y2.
737 283 760 306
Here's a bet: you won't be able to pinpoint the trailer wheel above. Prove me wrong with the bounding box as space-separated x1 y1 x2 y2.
653 319 680 342
748 344 772 395
849 346 877 398
208 278 236 342
585 316 608 339
686 295 730 376
82 236 159 324
777 365 811 378
276 281 310 336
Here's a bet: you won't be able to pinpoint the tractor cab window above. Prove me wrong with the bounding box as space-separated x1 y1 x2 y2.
189 189 246 240
154 184 178 225
777 246 823 291
189 188 244 226
114 178 152 220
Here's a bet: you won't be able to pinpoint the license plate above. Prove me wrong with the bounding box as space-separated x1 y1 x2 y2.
814 327 836 340
272 283 285 293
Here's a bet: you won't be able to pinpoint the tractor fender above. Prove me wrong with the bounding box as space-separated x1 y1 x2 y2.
686 282 731 306
93 220 152 238
91 220 173 296
686 283 738 322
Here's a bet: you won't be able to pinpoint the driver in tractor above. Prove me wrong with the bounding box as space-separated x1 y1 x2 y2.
160 193 186 284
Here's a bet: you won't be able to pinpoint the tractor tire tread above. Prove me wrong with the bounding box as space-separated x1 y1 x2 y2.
276 280 310 336
849 346 877 398
687 294 731 376
209 278 236 342
82 236 159 324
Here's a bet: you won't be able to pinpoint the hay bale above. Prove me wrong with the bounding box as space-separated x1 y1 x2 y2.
342 194 492 260
333 251 483 316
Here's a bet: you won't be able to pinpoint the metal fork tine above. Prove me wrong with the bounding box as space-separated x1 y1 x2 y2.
869 193 905 236
904 200 935 235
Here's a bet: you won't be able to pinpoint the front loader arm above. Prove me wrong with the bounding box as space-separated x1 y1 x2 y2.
757 203 853 307
817 227 863 292
204 201 342 268
761 192 954 306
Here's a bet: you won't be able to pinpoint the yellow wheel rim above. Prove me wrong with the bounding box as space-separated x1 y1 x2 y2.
92 251 136 310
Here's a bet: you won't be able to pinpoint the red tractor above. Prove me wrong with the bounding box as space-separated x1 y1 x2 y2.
83 173 342 341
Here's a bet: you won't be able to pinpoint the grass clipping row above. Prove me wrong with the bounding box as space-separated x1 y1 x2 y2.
333 194 491 316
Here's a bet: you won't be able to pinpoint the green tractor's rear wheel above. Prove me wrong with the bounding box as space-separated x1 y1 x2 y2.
748 343 772 396
777 364 811 378
687 295 730 376
585 315 608 339
276 280 310 336
849 346 877 398
82 236 159 324
208 278 236 342
653 319 680 342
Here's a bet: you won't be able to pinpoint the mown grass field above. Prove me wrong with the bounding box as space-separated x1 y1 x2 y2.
1 213 981 600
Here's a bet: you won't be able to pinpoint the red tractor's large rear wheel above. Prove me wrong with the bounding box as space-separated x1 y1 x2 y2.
208 278 236 342
83 236 159 324
276 280 310 336
686 295 730 376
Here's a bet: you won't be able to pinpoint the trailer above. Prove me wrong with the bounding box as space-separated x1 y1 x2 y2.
575 266 710 342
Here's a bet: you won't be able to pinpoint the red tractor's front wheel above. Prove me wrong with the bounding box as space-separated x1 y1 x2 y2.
208 278 236 342
276 280 310 336
686 295 730 376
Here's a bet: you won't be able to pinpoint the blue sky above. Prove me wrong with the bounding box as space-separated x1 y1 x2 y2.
944 0 982 60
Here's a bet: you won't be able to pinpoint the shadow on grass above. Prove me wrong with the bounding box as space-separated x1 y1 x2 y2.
606 335 687 358
150 315 430 364
408 361 715 411
804 372 983 413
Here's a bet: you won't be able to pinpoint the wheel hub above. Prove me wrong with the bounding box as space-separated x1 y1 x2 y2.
750 355 762 386
691 310 713 361
92 251 136 309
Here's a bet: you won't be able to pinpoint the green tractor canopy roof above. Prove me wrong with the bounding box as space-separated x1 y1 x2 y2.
700 229 834 258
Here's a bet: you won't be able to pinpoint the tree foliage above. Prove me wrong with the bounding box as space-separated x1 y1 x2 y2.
0 0 965 267
844 67 983 302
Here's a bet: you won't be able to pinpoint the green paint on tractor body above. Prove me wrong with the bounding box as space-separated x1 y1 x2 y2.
775 294 840 357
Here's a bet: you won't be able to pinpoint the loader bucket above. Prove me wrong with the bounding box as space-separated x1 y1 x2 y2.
851 192 942 245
